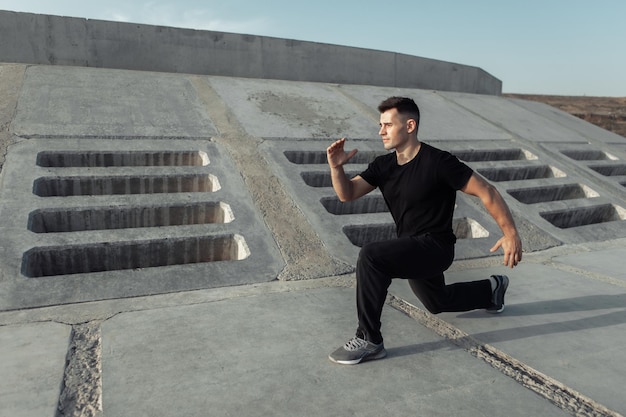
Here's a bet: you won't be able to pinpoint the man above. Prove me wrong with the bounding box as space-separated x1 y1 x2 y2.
327 96 522 365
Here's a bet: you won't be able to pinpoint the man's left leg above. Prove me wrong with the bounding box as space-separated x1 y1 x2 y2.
408 274 492 314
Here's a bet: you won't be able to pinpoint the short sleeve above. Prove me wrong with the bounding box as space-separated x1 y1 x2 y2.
359 163 378 187
438 152 473 190
359 153 394 188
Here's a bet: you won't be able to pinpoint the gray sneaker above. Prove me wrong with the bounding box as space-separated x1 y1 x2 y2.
487 274 509 314
329 336 387 365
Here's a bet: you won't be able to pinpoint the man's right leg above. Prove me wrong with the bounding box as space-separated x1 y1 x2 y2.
329 235 454 365
329 240 396 365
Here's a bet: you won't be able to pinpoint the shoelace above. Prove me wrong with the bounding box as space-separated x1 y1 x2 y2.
344 337 368 351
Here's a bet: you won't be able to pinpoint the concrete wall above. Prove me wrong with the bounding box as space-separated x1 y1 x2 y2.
0 10 502 95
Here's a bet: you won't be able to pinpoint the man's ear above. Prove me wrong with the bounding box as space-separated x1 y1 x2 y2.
406 118 417 133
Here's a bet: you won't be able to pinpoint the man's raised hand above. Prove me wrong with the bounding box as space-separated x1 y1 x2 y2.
327 138 358 168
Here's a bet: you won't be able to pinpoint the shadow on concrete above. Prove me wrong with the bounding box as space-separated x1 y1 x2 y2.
458 293 626 317
385 294 626 361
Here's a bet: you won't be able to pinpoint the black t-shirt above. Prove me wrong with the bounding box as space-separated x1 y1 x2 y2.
360 142 473 240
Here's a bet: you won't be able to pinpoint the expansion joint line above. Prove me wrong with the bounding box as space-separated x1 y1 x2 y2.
387 295 623 417
56 321 103 417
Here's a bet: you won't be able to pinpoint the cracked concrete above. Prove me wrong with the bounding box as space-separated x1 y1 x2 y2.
388 296 620 417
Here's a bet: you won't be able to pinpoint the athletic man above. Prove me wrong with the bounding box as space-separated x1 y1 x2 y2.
327 96 522 365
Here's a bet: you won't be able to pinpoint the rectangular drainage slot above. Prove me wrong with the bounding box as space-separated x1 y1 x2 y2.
343 223 395 246
453 218 489 239
36 151 209 167
22 234 250 277
28 202 234 233
588 164 626 176
301 171 360 188
452 148 536 162
478 165 566 182
508 184 599 204
343 218 488 247
560 149 617 161
540 204 626 229
33 174 221 196
284 150 384 165
321 195 388 214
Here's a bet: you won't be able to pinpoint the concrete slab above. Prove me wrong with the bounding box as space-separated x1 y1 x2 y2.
389 258 626 413
100 287 568 417
0 322 71 417
0 139 283 310
553 247 626 282
11 66 217 138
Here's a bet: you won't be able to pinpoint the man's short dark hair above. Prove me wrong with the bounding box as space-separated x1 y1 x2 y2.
378 96 420 127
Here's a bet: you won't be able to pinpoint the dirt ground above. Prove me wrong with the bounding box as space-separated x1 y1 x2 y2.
504 94 626 138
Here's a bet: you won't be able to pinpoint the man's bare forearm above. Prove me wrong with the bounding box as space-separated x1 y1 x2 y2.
330 165 354 202
483 185 519 238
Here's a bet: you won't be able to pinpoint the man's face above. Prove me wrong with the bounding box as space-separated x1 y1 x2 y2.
378 108 411 151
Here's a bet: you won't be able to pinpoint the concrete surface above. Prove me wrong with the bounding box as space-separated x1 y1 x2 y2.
0 322 71 417
1 60 626 417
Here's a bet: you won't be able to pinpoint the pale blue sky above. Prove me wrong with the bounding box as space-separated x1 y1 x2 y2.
1 0 624 96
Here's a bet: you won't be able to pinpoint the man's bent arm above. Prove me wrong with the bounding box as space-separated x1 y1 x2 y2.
327 138 375 202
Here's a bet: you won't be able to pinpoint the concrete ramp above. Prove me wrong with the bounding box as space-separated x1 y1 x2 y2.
1 64 626 312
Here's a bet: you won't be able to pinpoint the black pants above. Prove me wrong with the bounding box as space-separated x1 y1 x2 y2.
356 234 492 344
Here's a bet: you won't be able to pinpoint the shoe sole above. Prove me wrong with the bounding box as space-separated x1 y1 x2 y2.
328 348 387 365
487 275 509 314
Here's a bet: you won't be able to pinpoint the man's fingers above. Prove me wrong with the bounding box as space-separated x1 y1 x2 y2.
505 248 522 268
507 253 517 268
489 240 502 253
346 148 358 161
328 139 358 168
327 138 346 154
490 237 522 268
